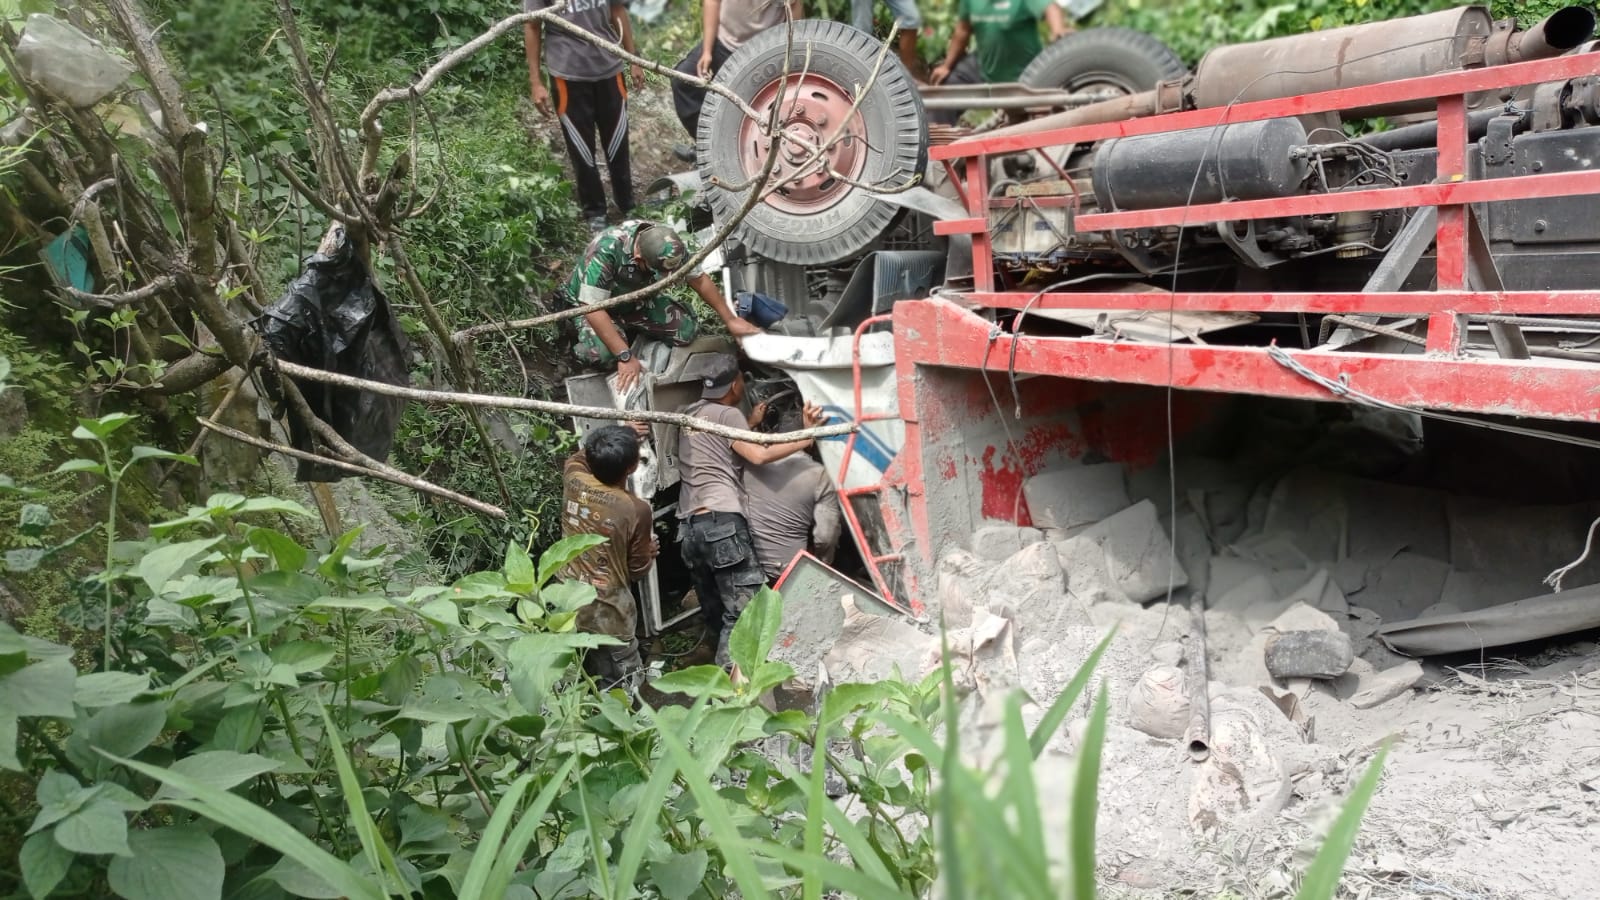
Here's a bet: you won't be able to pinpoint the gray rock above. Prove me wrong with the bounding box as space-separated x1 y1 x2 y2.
1349 661 1424 709
1074 500 1189 603
1022 463 1130 532
971 524 1042 561
1264 629 1354 680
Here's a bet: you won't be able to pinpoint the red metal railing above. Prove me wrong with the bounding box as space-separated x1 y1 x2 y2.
928 52 1600 362
833 313 914 613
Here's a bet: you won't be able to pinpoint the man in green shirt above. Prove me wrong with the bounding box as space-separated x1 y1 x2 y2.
929 0 1069 85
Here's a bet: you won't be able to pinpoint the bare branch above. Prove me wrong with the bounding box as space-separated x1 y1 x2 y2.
358 9 766 182
71 177 118 221
452 111 787 344
198 418 506 518
272 156 358 225
141 350 232 396
61 275 178 308
270 358 856 445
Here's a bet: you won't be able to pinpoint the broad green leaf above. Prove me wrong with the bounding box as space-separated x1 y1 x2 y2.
1030 628 1114 758
316 526 366 579
3 657 78 719
0 713 17 771
265 856 345 899
536 534 607 587
648 850 709 900
1070 684 1110 900
74 672 150 708
129 446 198 465
318 706 407 894
247 528 308 572
74 413 135 440
269 640 335 675
107 825 223 900
53 458 105 476
650 665 735 700
728 587 783 676
540 579 596 614
446 570 512 602
1295 745 1389 900
506 633 615 711
819 682 892 732
379 655 423 705
613 701 699 897
110 755 383 900
54 802 131 856
0 624 27 676
503 541 536 594
236 497 313 517
137 537 222 595
155 751 283 800
210 703 264 753
30 771 84 833
20 830 73 900
83 701 169 759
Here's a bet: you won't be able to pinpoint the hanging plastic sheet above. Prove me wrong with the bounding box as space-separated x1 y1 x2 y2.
255 229 410 482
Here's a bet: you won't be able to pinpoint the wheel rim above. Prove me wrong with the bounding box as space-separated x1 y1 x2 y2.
1061 69 1142 97
738 73 869 216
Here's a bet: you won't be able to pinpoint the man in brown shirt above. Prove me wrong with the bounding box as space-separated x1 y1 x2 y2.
561 424 656 683
677 355 824 666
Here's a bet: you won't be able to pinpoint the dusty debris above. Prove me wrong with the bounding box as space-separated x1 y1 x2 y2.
1264 630 1354 680
970 523 1043 561
1024 462 1131 532
1348 660 1424 709
819 595 935 685
1128 666 1190 739
1069 499 1189 603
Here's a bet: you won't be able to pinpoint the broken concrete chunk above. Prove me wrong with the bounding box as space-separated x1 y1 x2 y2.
1266 601 1341 635
971 523 1043 562
1151 641 1185 668
995 542 1080 635
820 596 936 685
1348 660 1424 709
1264 630 1354 680
935 549 989 631
1127 666 1190 739
1022 463 1130 532
1075 500 1189 603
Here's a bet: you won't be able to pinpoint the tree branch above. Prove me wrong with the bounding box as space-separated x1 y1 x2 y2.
272 156 358 225
270 358 856 445
452 108 786 344
61 275 178 308
357 8 766 183
198 418 506 518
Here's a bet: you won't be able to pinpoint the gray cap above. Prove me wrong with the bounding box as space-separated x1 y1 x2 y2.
700 354 740 400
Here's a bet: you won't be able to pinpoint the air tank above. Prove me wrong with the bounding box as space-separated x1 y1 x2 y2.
1090 117 1311 211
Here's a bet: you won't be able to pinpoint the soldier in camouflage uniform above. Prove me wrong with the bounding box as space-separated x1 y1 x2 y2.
558 220 760 390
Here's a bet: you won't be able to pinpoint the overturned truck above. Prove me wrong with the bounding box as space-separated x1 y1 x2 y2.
582 6 1600 678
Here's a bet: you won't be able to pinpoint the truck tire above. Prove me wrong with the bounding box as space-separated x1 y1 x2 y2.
1019 27 1187 98
697 20 929 266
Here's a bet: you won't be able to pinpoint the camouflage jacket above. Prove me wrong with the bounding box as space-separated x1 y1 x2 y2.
558 220 700 311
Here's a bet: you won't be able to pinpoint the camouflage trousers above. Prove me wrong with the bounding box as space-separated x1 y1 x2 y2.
573 294 699 364
678 511 767 668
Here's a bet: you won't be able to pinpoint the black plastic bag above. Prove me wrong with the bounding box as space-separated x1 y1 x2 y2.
254 229 410 482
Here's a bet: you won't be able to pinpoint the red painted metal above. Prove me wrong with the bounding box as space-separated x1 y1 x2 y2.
933 168 1600 236
932 52 1600 160
962 290 1600 316
896 298 1600 423
836 313 917 614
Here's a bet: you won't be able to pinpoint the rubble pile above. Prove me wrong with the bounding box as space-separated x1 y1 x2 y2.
776 444 1600 884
